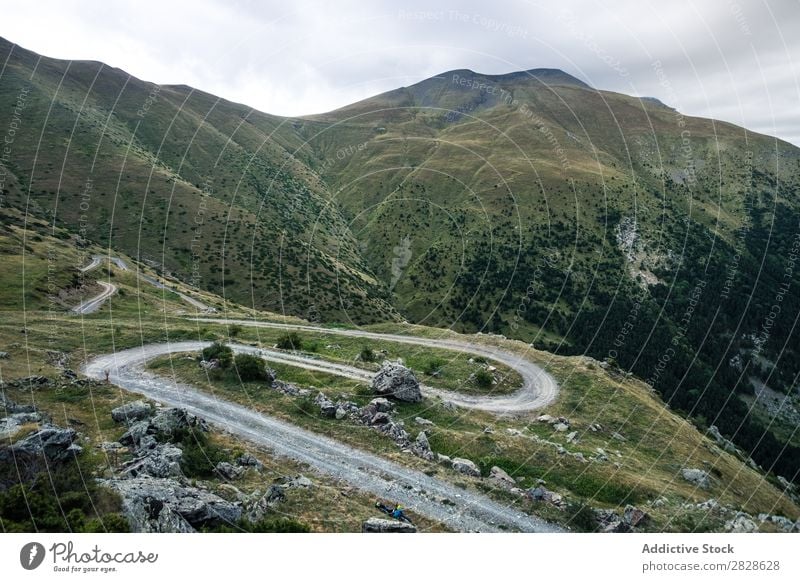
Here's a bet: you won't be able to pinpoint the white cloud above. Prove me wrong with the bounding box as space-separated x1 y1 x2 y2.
1 0 798 143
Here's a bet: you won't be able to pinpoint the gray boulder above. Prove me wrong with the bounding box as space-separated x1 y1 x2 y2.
372 361 422 402
103 477 241 532
215 461 245 480
150 408 208 436
411 431 435 460
681 468 711 489
119 420 153 449
362 517 416 533
122 443 183 478
111 400 152 423
489 466 516 488
451 457 481 477
8 425 79 461
369 398 394 412
235 453 263 470
623 505 648 528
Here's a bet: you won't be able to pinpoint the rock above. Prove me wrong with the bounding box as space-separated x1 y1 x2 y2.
565 431 578 443
371 361 422 402
652 496 668 508
611 432 626 442
0 416 22 439
414 416 434 427
119 420 153 449
370 398 393 412
436 453 451 465
573 452 586 462
506 428 523 437
335 407 347 420
483 426 494 434
412 431 435 460
8 425 79 462
681 468 711 489
111 400 152 423
284 474 313 488
150 408 208 436
528 486 547 501
588 422 603 432
451 457 481 477
595 448 608 462
122 443 183 478
777 476 795 491
314 393 337 417
235 453 263 469
99 441 124 452
102 477 241 532
623 505 648 527
725 512 757 533
553 422 569 432
370 412 391 425
245 485 286 522
441 401 457 411
215 461 245 480
488 466 516 488
707 425 738 454
536 414 554 423
556 446 566 455
362 518 416 533
199 359 219 370
0 351 8 359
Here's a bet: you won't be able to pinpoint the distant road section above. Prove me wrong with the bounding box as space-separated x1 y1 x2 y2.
75 255 213 313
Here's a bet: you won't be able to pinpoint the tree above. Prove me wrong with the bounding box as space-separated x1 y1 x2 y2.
233 353 270 382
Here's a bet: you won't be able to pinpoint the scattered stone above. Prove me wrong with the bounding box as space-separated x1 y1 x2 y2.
436 453 451 465
777 476 795 491
595 448 608 462
111 400 153 423
589 422 603 432
372 361 422 402
681 468 711 489
451 457 481 477
537 414 554 423
414 417 434 427
315 393 337 418
150 408 208 436
556 446 567 455
488 466 516 488
362 517 416 533
553 422 569 432
506 428 523 437
565 431 578 443
573 452 586 462
286 474 313 488
441 401 457 411
0 351 8 359
707 425 737 454
611 432 626 442
483 426 494 434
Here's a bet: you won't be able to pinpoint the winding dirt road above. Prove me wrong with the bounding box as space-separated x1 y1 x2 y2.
72 281 117 314
76 255 213 313
191 317 558 414
83 341 562 532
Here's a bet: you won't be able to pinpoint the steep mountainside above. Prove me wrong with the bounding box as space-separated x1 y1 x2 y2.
2 39 799 484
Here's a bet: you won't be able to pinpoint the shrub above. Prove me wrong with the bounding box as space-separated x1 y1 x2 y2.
172 429 228 479
473 368 494 389
228 324 243 338
201 341 232 369
422 358 445 375
276 332 303 351
566 501 598 532
233 353 269 382
359 346 375 362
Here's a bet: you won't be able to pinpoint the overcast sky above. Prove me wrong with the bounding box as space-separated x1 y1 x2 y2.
2 0 799 144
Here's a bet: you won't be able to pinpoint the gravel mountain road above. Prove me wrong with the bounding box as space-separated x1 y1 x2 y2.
83 341 563 532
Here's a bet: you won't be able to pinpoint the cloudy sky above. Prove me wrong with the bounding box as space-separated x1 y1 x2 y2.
2 0 799 144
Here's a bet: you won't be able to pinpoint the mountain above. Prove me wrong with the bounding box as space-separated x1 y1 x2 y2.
2 38 800 484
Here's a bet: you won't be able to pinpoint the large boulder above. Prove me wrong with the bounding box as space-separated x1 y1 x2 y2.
681 468 711 489
150 408 208 436
7 425 80 462
411 431 434 460
451 457 481 477
121 443 183 478
102 477 241 532
362 517 416 533
488 466 516 488
372 361 422 403
111 400 152 423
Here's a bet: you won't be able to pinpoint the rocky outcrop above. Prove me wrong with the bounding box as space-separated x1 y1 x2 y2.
371 361 422 402
150 408 209 436
103 477 241 532
122 443 183 478
362 517 416 533
681 468 711 489
215 461 245 480
451 457 481 477
111 400 153 423
3 425 81 462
